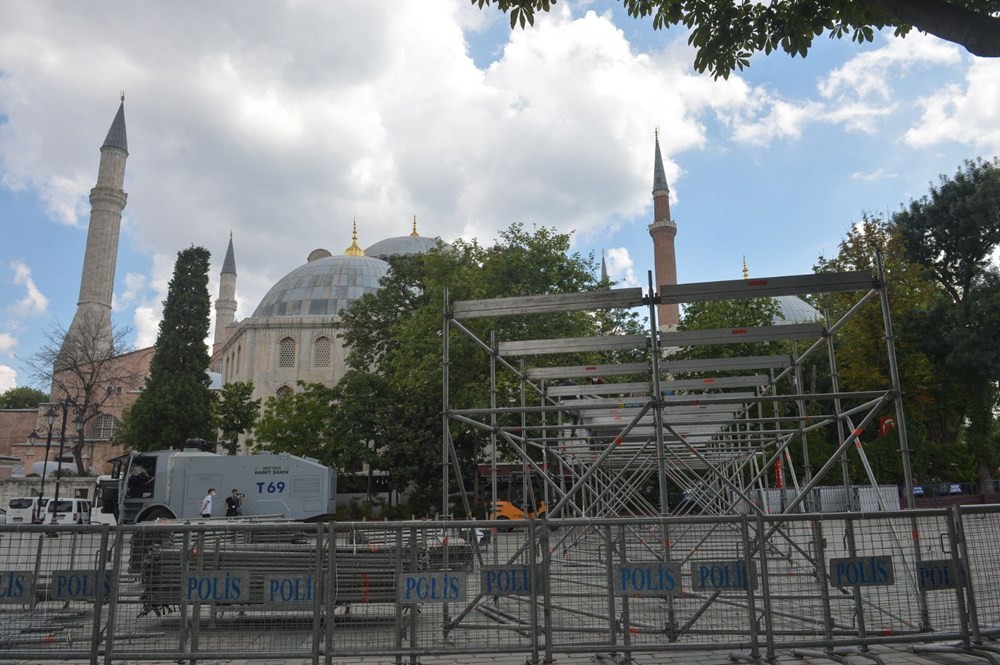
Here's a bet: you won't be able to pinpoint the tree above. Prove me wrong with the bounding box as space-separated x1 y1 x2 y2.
252 382 336 459
894 158 1000 491
0 386 48 409
813 216 957 446
336 224 635 515
473 0 1000 78
24 312 142 473
213 381 260 455
127 246 214 450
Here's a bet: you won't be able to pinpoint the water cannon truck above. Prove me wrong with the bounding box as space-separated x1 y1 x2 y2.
99 441 336 523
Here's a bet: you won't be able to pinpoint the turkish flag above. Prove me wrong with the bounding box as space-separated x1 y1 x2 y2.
878 416 896 438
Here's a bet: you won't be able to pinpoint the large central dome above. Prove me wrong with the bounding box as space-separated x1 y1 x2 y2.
252 252 389 318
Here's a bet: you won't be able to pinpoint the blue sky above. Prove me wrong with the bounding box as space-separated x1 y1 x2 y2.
1 0 998 391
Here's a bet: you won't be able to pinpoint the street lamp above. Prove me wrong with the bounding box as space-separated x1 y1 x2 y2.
51 404 84 524
34 406 57 523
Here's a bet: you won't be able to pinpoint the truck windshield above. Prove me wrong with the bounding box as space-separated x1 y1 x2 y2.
126 457 157 498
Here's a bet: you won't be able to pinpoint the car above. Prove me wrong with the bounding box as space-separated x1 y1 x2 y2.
6 496 49 524
45 498 92 525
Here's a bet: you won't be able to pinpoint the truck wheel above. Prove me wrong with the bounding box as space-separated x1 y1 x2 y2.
497 516 512 533
141 508 173 522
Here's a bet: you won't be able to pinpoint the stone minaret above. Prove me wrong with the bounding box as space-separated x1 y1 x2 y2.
60 98 129 366
213 233 238 354
648 130 678 330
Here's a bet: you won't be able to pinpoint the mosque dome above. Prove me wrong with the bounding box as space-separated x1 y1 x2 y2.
365 216 444 260
252 251 389 318
772 295 821 325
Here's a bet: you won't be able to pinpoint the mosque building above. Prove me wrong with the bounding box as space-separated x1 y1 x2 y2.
214 219 445 404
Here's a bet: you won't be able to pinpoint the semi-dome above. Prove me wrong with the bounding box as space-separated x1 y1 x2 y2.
365 216 443 260
252 251 389 318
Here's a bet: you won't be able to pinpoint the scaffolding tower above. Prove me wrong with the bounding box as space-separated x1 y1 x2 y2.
441 262 914 521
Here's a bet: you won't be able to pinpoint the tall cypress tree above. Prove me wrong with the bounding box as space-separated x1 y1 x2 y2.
128 246 214 450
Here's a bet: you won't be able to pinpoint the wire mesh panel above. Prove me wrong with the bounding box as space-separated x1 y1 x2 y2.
107 521 324 662
0 524 112 661
957 506 1000 641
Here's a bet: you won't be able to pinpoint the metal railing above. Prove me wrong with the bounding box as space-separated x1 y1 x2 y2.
2 506 1000 664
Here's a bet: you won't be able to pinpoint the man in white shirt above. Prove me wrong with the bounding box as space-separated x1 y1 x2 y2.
200 488 216 518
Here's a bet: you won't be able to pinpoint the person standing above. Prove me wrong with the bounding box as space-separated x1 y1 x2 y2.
200 488 216 518
225 489 243 517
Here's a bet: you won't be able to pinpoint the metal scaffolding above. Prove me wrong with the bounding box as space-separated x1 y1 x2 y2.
441 262 914 522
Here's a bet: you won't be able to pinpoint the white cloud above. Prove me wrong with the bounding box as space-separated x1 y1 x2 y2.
819 32 961 102
9 260 48 314
0 364 16 391
605 247 639 287
132 306 159 350
0 333 23 390
851 168 897 182
0 0 780 339
904 59 1000 154
115 272 149 306
728 96 824 146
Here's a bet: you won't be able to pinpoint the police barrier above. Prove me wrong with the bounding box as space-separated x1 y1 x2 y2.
1 507 999 664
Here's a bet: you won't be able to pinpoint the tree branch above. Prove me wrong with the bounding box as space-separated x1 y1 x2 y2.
865 0 1000 56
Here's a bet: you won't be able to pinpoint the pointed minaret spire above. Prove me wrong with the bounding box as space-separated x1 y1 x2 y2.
59 98 129 369
742 256 749 280
213 233 238 353
648 129 679 330
410 214 420 237
345 218 365 256
601 249 609 283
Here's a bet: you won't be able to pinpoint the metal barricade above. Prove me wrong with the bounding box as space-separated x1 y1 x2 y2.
2 508 1000 664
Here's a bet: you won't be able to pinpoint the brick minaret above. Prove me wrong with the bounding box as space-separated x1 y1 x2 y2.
648 131 678 330
213 234 238 355
60 98 129 366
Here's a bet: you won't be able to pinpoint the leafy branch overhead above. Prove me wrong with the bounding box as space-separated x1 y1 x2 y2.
472 0 1000 78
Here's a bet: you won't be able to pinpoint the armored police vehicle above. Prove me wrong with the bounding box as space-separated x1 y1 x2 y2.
99 442 337 523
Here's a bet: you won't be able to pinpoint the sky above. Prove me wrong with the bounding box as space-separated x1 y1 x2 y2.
1 1 998 392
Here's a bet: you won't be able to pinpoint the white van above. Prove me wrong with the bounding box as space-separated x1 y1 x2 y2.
6 497 49 524
45 498 92 525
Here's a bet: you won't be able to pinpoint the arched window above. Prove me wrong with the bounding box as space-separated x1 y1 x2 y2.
275 385 293 399
314 336 331 368
93 414 119 440
278 337 296 368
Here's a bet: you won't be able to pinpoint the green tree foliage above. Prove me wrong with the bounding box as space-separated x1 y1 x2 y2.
214 381 260 454
127 246 214 451
252 382 335 459
473 0 1000 79
0 386 48 409
894 158 1000 489
812 216 958 447
676 297 782 361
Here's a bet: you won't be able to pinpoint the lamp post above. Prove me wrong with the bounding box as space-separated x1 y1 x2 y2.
51 402 84 524
34 406 57 523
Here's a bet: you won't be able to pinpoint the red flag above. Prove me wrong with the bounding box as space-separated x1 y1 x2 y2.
878 416 896 438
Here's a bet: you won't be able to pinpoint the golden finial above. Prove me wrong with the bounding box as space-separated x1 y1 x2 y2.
410 214 419 237
120 90 125 102
345 218 365 256
742 256 749 280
